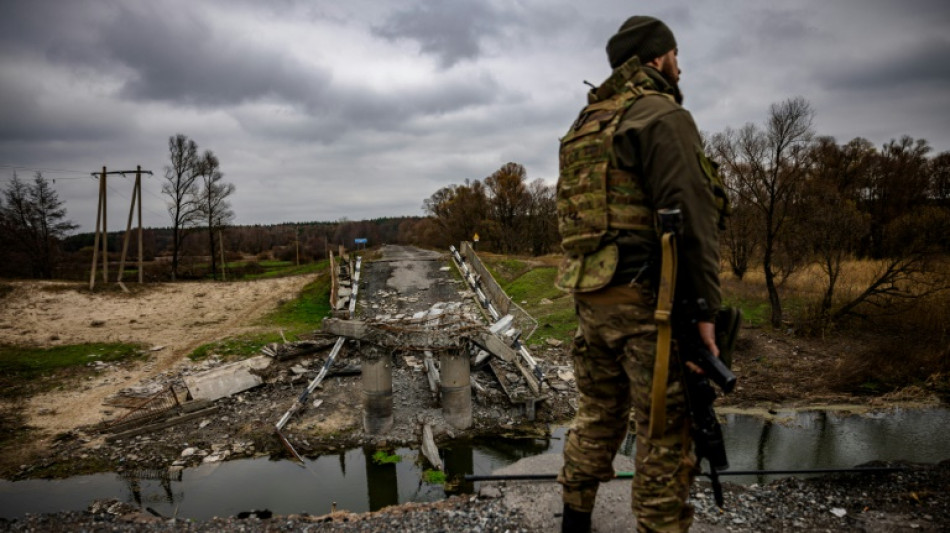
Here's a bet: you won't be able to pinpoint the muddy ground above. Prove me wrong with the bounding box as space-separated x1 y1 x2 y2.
0 244 947 531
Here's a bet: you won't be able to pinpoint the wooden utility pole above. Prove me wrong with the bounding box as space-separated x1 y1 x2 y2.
117 166 152 290
89 167 106 290
219 229 226 281
91 166 152 291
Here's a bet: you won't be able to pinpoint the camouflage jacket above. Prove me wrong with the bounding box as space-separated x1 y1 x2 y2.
557 59 724 321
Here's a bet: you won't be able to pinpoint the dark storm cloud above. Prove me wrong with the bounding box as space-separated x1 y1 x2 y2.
234 72 502 143
373 0 506 68
98 5 330 107
821 36 950 92
0 2 330 108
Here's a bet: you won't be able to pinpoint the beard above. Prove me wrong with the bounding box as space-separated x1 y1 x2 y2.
658 61 684 104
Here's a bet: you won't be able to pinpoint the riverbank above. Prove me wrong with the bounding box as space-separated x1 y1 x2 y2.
1 246 948 531
2 458 947 532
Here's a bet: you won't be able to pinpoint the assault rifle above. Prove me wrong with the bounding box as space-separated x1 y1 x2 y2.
675 306 741 508
656 207 740 508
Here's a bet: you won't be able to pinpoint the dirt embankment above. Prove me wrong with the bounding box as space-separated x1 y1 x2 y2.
0 276 313 441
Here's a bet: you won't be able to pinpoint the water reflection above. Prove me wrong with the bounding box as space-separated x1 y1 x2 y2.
1 408 948 520
720 408 950 483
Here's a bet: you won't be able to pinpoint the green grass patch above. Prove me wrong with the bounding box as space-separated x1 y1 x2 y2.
372 450 402 464
0 342 146 397
188 262 332 360
423 469 446 484
263 263 332 330
504 267 563 304
483 258 529 285
722 295 770 328
188 333 284 362
529 305 577 347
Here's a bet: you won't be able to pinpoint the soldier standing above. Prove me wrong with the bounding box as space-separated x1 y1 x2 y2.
555 15 729 533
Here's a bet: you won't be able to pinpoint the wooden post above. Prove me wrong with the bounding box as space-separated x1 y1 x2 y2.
117 167 140 292
137 170 143 284
89 167 106 290
219 229 226 281
101 169 107 283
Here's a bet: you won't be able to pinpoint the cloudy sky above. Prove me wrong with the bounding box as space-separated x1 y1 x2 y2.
2 0 949 233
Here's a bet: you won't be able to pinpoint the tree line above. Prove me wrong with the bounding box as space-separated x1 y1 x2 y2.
2 100 948 336
406 162 560 255
414 97 949 335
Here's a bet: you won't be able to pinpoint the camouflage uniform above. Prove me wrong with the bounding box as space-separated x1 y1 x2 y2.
558 284 695 532
556 19 726 533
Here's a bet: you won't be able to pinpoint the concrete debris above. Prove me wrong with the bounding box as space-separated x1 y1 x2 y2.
183 356 271 402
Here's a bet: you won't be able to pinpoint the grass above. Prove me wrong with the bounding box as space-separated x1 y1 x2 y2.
504 267 564 304
188 261 333 361
423 469 446 484
479 256 576 347
188 333 285 362
0 342 147 397
371 450 402 464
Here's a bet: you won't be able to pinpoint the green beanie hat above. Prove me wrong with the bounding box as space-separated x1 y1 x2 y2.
606 16 677 69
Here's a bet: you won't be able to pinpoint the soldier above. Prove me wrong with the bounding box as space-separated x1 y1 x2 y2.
555 15 729 533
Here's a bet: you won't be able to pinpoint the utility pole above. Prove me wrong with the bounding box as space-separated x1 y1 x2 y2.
219 229 226 281
91 166 153 291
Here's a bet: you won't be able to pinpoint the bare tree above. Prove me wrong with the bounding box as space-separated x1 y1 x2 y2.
0 172 77 278
712 97 815 327
195 150 235 280
162 134 201 280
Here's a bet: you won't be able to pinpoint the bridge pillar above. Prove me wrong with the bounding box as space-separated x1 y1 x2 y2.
362 344 393 434
440 349 472 429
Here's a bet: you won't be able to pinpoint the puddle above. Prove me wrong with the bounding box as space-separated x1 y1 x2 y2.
2 408 948 520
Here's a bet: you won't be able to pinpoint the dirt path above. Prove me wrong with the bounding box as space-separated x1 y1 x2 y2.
0 275 315 436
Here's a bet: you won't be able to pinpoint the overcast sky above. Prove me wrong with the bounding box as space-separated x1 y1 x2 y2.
2 0 949 233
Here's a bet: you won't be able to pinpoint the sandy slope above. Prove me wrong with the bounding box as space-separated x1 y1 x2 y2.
0 276 315 435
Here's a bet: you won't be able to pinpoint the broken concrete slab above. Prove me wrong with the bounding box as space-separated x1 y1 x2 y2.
184 356 271 402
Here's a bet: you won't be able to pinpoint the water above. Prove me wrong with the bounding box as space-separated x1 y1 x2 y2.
2 408 948 520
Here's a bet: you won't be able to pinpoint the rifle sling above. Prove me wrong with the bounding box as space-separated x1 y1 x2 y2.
648 231 676 439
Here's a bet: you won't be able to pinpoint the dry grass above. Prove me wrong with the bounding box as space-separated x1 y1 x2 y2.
728 257 950 397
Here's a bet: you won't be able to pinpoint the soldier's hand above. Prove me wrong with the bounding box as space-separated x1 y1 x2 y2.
686 321 720 374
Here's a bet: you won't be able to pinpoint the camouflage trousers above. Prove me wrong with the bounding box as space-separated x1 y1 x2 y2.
558 284 696 533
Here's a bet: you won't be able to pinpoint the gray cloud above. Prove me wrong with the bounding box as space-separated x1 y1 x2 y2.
2 0 950 234
821 36 950 92
373 0 505 68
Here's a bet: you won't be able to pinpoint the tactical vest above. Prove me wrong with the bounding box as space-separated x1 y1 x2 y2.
555 58 669 292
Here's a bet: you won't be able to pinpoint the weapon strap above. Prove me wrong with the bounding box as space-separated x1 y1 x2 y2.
648 230 677 439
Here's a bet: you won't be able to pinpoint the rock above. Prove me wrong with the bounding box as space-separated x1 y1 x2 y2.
545 338 563 347
181 447 197 457
479 486 502 499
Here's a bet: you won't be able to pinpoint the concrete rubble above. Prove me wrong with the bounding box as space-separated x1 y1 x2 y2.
182 355 272 402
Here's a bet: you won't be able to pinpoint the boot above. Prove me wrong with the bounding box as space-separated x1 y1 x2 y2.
561 504 592 533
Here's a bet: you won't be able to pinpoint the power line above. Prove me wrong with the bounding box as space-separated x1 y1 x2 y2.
0 164 96 177
105 181 168 221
